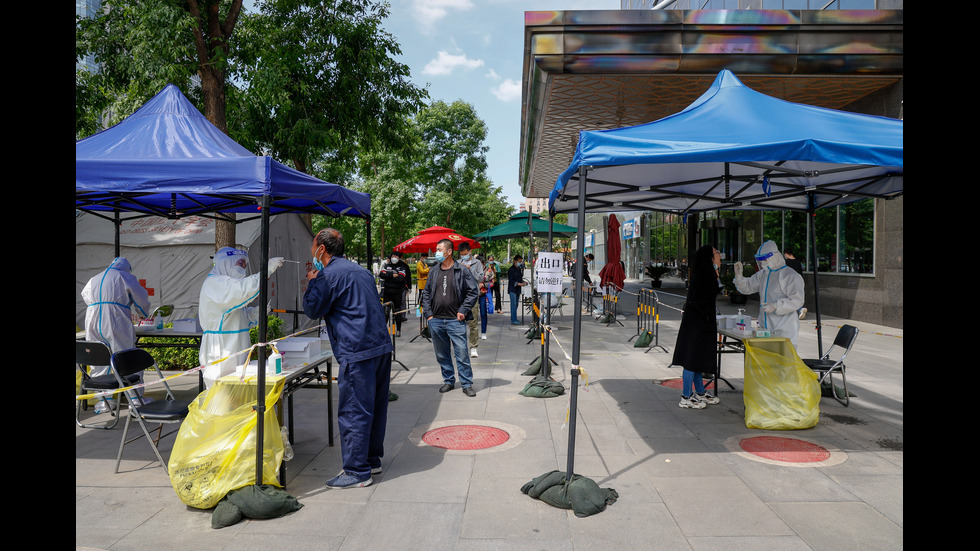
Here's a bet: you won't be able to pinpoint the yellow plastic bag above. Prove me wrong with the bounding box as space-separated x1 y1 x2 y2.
168 376 286 509
743 338 820 430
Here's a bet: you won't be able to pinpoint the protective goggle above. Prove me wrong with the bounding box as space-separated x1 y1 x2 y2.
218 249 248 268
754 251 774 262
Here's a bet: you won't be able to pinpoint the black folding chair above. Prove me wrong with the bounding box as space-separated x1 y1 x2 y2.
110 348 192 473
76 341 140 430
802 324 859 407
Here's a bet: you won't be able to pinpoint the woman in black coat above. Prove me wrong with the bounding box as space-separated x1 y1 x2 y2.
671 245 722 409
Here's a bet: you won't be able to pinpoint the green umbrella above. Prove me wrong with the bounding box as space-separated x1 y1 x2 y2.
473 212 577 241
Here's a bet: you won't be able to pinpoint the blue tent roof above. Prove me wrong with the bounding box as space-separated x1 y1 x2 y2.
548 70 903 214
76 84 371 219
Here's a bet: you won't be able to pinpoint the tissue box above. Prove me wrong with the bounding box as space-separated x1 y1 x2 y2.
277 337 321 358
753 328 771 338
172 318 202 332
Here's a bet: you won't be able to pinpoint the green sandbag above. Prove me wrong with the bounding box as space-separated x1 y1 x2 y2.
520 470 619 517
212 484 303 529
633 331 652 348
522 356 542 376
524 327 540 339
519 375 564 398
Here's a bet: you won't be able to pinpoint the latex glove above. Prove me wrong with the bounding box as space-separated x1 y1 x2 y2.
268 257 285 274
734 261 743 275
762 302 778 314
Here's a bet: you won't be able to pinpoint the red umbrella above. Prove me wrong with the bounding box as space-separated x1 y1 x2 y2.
598 215 625 291
393 226 481 253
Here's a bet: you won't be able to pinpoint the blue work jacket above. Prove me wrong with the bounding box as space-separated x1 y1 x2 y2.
303 257 393 365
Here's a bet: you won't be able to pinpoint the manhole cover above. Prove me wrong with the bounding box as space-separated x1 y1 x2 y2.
421 425 510 451
739 436 831 463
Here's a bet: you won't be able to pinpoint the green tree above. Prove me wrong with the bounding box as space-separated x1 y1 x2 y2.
413 100 511 236
232 0 427 178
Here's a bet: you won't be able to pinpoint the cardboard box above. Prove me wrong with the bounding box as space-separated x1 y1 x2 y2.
172 318 203 332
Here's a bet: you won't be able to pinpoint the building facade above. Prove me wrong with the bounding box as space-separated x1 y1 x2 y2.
521 6 902 327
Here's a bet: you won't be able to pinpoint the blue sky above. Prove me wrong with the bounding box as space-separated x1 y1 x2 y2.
382 1 620 209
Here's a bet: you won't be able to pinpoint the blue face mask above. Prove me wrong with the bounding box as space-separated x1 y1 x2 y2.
313 246 325 271
435 251 445 262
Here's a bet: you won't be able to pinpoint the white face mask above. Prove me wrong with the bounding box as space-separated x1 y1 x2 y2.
390 256 398 264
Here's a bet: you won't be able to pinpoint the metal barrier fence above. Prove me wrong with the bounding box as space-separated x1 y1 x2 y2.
628 288 668 353
601 285 624 327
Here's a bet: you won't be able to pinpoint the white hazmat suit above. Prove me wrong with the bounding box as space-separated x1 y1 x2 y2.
734 241 805 347
198 247 283 387
81 257 152 377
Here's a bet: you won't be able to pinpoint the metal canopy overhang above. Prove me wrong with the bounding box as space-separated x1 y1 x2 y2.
549 160 902 215
520 9 904 201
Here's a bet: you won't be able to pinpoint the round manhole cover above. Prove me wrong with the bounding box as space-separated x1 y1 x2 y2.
421 425 510 451
739 436 831 463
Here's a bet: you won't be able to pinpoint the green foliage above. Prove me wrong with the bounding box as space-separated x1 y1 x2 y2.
232 0 427 174
141 316 287 371
644 265 672 282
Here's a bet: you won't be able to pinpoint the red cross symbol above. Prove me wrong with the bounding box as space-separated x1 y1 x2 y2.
139 279 155 297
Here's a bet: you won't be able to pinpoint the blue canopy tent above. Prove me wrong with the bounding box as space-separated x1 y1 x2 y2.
548 70 902 482
76 84 373 486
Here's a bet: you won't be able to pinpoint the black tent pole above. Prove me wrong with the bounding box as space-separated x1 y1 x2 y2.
807 193 823 357
566 166 588 484
114 208 121 258
366 218 372 270
255 194 271 485
542 215 555 379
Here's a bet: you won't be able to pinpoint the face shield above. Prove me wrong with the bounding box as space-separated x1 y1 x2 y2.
212 247 249 278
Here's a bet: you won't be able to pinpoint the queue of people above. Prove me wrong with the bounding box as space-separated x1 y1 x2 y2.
79 223 808 490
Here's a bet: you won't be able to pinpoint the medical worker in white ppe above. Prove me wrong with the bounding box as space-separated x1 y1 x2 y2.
81 257 152 375
198 247 284 387
734 241 805 347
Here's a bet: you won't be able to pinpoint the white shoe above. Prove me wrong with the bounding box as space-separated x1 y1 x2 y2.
480 333 487 340
470 348 478 358
798 307 807 320
697 392 720 405
678 395 705 409
93 398 116 414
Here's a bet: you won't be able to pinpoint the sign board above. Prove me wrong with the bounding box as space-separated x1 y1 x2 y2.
535 251 564 293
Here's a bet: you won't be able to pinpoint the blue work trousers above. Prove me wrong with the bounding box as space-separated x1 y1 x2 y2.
336 352 392 477
427 317 473 388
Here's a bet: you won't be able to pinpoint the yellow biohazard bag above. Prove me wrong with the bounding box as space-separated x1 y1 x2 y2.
168 376 286 509
743 338 820 430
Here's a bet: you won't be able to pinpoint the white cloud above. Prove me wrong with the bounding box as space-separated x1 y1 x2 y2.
411 0 475 25
486 68 500 80
491 78 521 102
422 50 485 76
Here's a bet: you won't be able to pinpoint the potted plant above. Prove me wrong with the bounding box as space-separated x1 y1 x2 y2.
720 265 755 304
644 265 672 288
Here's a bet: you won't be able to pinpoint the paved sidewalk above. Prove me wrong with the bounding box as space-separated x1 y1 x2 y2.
76 278 903 550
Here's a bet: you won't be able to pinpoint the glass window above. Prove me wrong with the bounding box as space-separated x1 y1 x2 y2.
839 199 875 273
813 207 837 272
783 211 808 270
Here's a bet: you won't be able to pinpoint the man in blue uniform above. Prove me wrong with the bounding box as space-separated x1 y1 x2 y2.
303 228 393 488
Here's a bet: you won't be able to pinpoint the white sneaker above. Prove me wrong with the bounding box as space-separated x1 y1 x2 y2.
678 395 705 409
470 348 478 358
697 392 720 405
798 307 808 320
480 333 487 340
94 398 116 414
